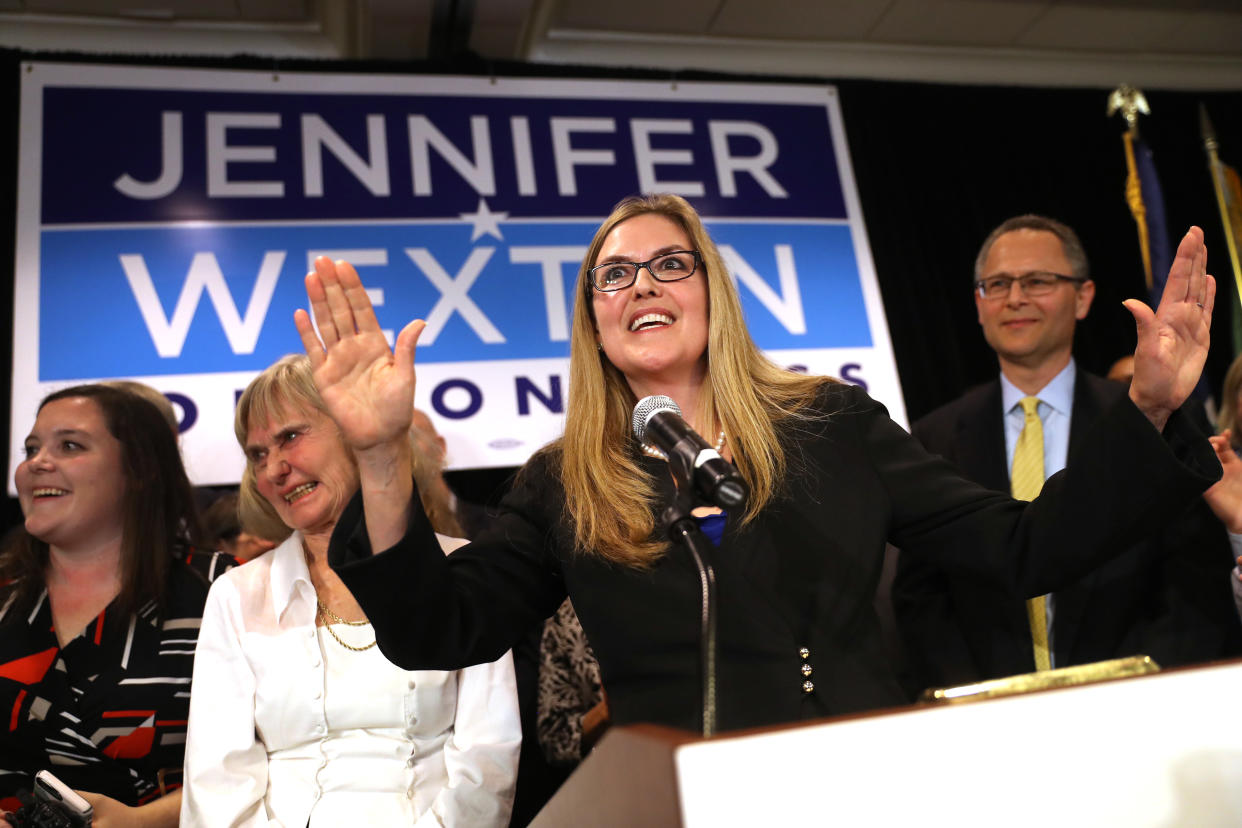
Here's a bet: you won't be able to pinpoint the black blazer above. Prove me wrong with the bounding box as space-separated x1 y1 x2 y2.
893 371 1242 693
331 382 1221 734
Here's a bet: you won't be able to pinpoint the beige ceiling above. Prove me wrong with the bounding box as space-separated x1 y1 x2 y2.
0 0 1239 89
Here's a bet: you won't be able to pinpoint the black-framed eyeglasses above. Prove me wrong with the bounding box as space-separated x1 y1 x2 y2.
975 271 1087 300
589 250 701 292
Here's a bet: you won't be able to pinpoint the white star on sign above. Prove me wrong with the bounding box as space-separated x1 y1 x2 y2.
459 199 508 242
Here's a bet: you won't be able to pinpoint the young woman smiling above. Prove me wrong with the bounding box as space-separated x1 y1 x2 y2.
0 385 211 828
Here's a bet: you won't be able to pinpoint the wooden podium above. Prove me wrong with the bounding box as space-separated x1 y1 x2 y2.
531 659 1242 827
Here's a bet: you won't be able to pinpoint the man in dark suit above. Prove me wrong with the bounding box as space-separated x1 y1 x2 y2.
893 215 1242 693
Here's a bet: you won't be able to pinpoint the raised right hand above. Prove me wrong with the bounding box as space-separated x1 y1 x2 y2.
295 256 425 452
1124 226 1214 431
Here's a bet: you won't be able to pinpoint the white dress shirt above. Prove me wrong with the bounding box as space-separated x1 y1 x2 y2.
181 531 521 827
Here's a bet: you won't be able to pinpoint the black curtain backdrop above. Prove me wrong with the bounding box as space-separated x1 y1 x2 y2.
1 48 1240 528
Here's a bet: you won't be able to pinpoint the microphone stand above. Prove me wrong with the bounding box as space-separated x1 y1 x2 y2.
662 449 718 738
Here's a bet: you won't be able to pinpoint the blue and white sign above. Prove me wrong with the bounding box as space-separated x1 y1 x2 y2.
13 63 903 489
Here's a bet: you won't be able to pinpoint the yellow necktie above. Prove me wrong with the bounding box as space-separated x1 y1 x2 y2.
1011 396 1051 671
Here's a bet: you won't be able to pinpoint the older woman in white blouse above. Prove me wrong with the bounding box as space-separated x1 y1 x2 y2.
181 354 520 827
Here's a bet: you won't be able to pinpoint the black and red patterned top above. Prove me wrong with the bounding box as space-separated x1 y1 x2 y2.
0 562 213 811
181 548 239 584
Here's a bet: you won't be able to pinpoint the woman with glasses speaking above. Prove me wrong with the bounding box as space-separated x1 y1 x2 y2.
302 193 1220 735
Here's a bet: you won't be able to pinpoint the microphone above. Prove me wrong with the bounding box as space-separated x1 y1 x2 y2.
632 395 749 510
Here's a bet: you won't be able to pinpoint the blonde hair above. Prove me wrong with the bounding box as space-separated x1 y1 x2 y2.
234 355 464 541
552 194 832 568
234 356 327 543
409 428 466 539
1219 352 1242 449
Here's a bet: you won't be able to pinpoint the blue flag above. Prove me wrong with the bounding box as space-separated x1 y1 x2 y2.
1123 131 1172 307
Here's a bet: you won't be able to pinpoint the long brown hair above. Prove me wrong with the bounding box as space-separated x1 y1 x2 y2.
0 385 203 621
551 194 832 568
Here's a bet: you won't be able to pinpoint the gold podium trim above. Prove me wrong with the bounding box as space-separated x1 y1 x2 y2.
920 655 1160 704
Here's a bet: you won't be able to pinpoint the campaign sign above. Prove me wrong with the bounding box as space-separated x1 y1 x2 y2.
13 63 903 490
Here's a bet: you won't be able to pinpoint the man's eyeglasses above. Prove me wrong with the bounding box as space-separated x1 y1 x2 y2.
589 250 701 292
975 271 1087 300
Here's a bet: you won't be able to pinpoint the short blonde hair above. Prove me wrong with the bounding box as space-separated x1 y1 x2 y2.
236 354 465 541
234 355 330 543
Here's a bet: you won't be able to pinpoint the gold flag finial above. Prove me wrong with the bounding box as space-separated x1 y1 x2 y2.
1107 85 1150 135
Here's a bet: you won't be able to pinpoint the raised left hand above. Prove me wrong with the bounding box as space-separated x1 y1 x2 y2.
1124 226 1215 431
295 256 425 452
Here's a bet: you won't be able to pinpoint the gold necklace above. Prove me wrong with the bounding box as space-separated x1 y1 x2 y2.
316 597 369 626
641 430 726 461
316 598 377 651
